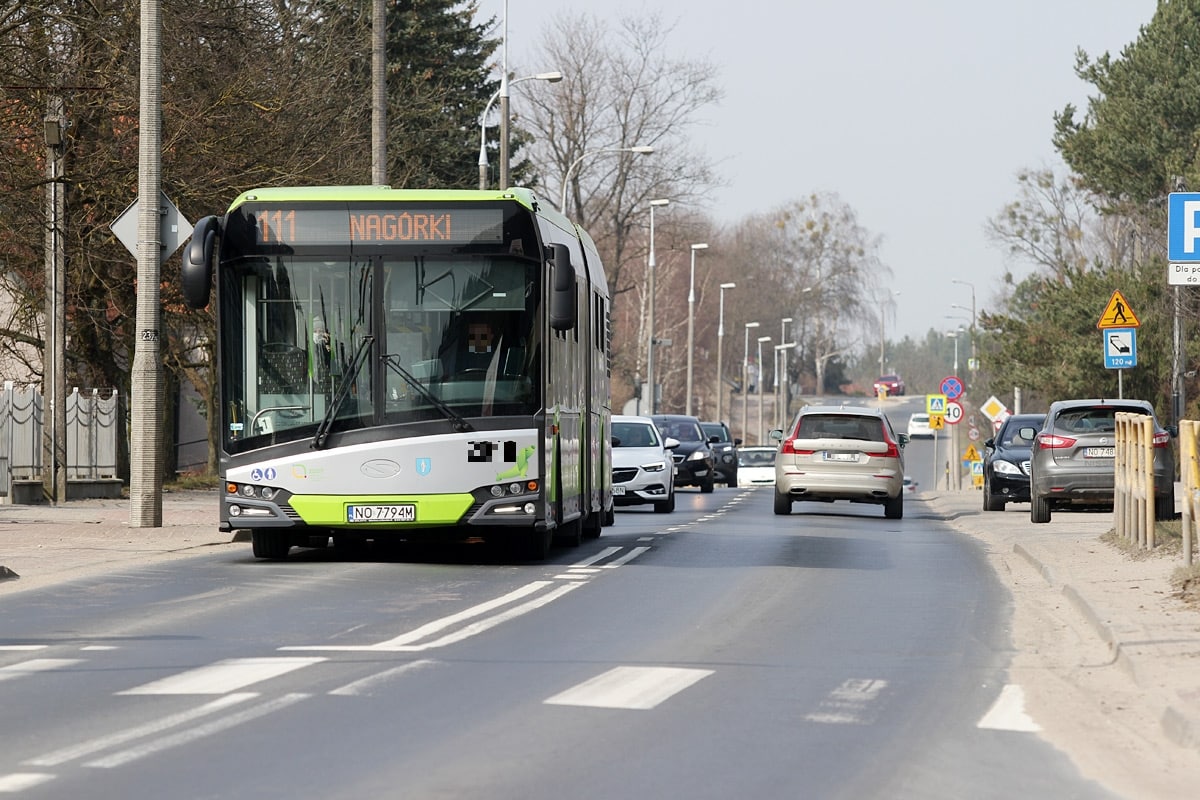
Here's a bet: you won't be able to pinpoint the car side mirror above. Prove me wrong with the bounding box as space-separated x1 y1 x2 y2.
734 437 743 446
708 435 721 444
611 436 621 447
663 437 680 450
984 438 995 449
897 433 909 447
1167 425 1179 438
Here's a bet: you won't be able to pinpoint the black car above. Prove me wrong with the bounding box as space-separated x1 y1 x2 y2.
982 413 1045 511
651 414 717 493
700 420 741 487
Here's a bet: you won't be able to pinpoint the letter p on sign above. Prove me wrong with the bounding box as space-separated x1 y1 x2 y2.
1168 193 1200 262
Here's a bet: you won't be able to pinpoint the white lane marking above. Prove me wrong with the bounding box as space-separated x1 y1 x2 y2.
85 693 309 768
805 679 889 724
25 694 257 767
329 660 437 696
978 684 1041 732
119 657 326 696
0 659 83 683
80 646 118 651
0 645 48 652
0 773 55 792
281 581 583 652
604 546 650 568
571 547 623 568
544 666 713 710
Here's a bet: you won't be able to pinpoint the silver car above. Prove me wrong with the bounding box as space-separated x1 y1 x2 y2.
1028 398 1175 523
772 405 907 519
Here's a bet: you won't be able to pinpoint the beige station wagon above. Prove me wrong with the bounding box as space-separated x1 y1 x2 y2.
770 405 908 519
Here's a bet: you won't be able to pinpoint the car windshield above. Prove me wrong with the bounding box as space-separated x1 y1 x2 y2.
613 422 659 448
797 414 883 441
663 422 702 442
739 449 776 467
701 423 728 442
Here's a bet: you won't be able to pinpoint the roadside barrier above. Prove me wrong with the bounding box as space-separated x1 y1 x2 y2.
1181 420 1200 566
1114 412 1156 549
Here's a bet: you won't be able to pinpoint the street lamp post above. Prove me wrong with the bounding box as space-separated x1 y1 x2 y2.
951 279 976 372
646 198 670 414
559 145 654 214
756 335 772 445
774 342 795 432
777 317 792 429
685 242 708 416
478 71 563 189
716 282 735 423
742 322 759 445
878 291 901 378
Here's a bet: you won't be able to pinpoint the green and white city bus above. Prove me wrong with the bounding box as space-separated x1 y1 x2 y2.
181 186 613 559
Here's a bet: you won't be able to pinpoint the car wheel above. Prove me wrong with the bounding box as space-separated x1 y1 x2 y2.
1030 492 1051 523
1155 492 1175 521
884 493 903 520
701 474 715 493
982 479 1006 511
773 490 791 515
654 489 675 513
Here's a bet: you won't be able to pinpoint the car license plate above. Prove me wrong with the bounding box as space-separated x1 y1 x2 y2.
823 451 860 462
1084 447 1115 458
612 485 626 496
346 504 416 523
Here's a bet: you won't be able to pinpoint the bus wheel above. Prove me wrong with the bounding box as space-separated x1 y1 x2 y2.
251 530 291 560
583 510 603 540
556 518 583 548
523 527 553 561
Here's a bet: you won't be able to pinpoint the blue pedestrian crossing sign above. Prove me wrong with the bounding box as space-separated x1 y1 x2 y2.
927 394 947 415
1104 328 1137 369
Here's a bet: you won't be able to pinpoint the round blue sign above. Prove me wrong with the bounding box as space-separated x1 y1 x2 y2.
940 376 964 400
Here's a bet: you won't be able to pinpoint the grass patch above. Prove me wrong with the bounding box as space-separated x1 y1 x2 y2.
164 471 221 492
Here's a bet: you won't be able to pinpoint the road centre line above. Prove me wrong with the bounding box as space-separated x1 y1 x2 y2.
328 659 437 696
571 547 623 568
25 694 257 767
544 666 714 710
85 693 310 769
0 645 48 651
283 582 583 652
119 657 326 696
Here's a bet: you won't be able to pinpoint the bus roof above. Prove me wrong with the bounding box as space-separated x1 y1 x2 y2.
227 186 555 216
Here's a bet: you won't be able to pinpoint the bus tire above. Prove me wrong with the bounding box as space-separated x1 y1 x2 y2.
523 527 553 561
583 509 603 539
556 517 582 548
252 530 291 560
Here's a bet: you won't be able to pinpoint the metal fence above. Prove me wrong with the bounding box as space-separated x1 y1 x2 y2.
0 381 119 496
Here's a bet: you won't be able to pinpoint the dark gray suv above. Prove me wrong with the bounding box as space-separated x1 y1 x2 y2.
1028 398 1175 523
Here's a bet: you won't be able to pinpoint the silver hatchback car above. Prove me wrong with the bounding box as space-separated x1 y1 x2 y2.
771 405 908 519
1028 398 1175 523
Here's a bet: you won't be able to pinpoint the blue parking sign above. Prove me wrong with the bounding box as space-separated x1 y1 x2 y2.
1168 193 1200 262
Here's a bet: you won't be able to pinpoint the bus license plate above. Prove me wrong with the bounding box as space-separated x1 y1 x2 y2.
346 504 417 523
1084 447 1115 458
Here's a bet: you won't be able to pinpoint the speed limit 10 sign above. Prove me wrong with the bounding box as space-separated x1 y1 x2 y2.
944 399 964 425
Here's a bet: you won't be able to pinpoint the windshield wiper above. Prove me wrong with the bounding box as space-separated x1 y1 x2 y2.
382 354 473 433
312 335 375 450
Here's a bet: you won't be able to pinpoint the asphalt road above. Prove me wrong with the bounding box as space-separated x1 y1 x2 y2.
1 486 1117 799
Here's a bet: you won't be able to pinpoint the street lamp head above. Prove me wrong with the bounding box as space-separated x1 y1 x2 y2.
691 242 709 251
630 145 654 155
745 321 760 329
649 198 670 207
757 335 772 343
720 282 736 289
534 71 564 83
782 316 793 324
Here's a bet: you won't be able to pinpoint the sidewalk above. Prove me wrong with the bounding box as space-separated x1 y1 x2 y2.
924 486 1200 797
0 489 241 594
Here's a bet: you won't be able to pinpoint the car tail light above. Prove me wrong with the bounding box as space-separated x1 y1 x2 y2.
1153 430 1171 448
780 438 814 456
881 433 901 459
1037 433 1076 449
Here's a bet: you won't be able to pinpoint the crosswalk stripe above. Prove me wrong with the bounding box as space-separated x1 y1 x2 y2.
545 666 713 710
0 659 83 683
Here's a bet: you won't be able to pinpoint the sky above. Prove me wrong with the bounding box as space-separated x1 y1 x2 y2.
475 0 1159 341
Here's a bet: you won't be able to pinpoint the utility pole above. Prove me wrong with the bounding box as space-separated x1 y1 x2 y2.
130 0 163 527
371 0 387 184
43 96 67 504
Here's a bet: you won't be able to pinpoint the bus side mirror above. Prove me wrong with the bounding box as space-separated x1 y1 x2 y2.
182 215 219 309
548 243 576 331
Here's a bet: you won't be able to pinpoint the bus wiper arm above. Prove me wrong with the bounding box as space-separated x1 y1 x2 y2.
312 335 375 450
382 354 473 432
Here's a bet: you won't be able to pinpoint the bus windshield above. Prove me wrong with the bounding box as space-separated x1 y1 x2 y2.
220 251 541 452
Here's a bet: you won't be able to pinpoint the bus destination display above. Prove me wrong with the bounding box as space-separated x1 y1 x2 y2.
251 206 504 247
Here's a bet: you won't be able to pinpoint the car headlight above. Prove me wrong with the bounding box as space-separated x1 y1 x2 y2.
643 461 668 473
993 460 1023 476
686 449 708 462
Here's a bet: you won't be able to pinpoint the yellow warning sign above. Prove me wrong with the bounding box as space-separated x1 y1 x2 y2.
929 414 945 430
1097 290 1140 330
964 444 981 461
